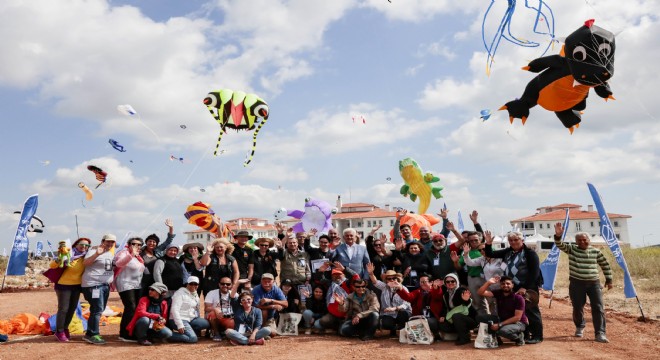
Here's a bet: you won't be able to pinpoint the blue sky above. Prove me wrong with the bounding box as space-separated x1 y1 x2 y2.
1 0 659 252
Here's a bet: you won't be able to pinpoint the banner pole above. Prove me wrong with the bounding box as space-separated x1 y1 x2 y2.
635 296 646 321
548 290 554 308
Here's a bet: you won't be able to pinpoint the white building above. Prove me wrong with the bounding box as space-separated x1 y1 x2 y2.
330 196 398 240
184 217 278 246
510 203 631 251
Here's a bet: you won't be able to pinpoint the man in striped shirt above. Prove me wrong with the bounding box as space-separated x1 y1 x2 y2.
553 222 613 343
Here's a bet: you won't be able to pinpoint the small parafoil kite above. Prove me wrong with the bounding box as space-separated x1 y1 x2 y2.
108 139 126 152
117 104 160 141
480 109 492 121
287 198 337 234
180 125 187 129
78 182 93 201
499 19 615 133
40 160 50 166
203 89 269 166
352 115 366 124
184 201 229 236
200 188 206 192
399 158 443 215
169 155 184 163
482 0 556 75
87 165 107 189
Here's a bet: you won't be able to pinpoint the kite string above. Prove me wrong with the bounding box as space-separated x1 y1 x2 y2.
138 142 214 235
136 114 162 142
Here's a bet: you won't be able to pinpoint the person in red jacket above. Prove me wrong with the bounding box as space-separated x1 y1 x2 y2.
126 282 173 345
318 265 359 332
396 274 444 335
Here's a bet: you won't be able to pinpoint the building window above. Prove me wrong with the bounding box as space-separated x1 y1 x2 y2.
378 220 383 225
615 233 620 239
522 223 534 230
539 223 543 229
575 223 581 231
367 221 371 227
357 222 363 228
613 221 619 227
547 223 550 229
390 220 395 226
590 221 594 227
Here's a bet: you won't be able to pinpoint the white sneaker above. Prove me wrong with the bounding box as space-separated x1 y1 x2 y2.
575 328 584 338
304 329 312 335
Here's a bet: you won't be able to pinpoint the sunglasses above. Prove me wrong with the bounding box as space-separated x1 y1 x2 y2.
353 285 366 289
78 244 91 248
188 283 199 286
240 298 252 303
220 283 232 286
130 243 142 246
445 280 456 284
373 243 382 247
385 277 398 281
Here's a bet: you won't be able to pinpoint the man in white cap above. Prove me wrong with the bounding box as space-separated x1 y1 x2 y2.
167 276 210 343
81 234 116 345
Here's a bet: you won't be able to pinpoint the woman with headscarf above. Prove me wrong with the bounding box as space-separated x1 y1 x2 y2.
153 244 184 298
115 237 146 342
437 273 477 345
140 219 175 296
200 238 239 297
126 282 172 346
49 237 91 342
179 242 204 296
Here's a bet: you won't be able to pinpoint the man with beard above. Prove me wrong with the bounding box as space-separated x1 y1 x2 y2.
485 231 543 344
425 222 467 281
477 276 528 346
231 230 254 286
327 228 342 250
418 226 433 250
278 235 311 286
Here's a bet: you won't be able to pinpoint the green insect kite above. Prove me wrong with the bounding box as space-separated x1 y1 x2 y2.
203 89 270 166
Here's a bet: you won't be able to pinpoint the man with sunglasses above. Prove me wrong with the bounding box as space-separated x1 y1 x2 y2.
205 277 238 341
168 276 210 343
485 231 543 344
248 238 278 286
426 222 468 283
366 264 411 337
335 279 380 341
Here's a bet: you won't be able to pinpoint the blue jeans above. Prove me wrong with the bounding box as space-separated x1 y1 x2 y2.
82 284 110 336
133 317 173 341
302 310 323 329
225 328 271 345
167 317 210 343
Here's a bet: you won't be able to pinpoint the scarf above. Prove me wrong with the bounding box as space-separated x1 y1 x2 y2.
71 247 88 261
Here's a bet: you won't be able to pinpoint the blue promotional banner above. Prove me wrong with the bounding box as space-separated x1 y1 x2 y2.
35 241 43 257
457 210 465 233
540 208 569 291
6 194 39 276
587 183 637 298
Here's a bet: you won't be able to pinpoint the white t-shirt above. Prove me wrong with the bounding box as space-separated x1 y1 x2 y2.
204 289 236 316
81 250 114 288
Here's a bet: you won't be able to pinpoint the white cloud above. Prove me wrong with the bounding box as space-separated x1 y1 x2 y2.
27 157 148 195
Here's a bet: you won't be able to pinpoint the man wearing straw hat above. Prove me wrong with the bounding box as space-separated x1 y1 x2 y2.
366 264 411 337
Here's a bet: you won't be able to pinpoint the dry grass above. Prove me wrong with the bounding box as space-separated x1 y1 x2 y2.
540 246 660 320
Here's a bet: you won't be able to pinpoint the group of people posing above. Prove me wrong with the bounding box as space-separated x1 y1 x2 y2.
48 209 614 347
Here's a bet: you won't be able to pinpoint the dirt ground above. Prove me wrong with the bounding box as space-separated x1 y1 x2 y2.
1 288 659 360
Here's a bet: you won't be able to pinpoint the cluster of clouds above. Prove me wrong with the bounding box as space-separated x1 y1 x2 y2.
1 0 659 248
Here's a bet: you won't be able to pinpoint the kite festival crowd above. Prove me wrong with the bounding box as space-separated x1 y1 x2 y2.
42 208 614 348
